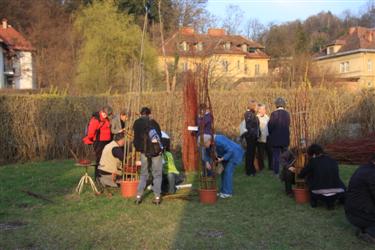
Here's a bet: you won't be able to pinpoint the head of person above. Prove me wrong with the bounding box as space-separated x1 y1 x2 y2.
100 106 113 119
202 134 212 148
114 132 125 146
140 107 151 117
199 103 208 115
275 97 286 109
257 104 266 116
248 99 258 112
307 144 324 158
120 109 130 122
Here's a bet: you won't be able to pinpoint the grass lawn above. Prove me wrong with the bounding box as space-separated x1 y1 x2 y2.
0 160 372 249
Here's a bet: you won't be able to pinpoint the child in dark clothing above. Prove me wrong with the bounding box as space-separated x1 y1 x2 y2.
279 149 296 196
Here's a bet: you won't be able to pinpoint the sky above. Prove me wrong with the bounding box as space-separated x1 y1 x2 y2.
207 0 370 25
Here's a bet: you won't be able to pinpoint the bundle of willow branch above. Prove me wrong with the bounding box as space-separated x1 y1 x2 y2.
325 133 375 164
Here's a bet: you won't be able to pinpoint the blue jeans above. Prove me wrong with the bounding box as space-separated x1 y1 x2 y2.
220 160 237 195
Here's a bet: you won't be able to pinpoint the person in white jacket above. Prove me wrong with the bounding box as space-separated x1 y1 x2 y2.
256 104 272 171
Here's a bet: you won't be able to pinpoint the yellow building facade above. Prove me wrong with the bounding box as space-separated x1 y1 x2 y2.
314 27 375 88
158 28 269 83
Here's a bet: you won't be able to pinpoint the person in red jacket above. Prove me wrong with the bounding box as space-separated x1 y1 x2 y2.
83 106 113 179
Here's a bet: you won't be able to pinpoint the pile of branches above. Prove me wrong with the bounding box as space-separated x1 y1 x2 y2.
325 133 375 164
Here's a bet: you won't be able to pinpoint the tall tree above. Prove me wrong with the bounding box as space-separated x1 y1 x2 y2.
244 18 265 41
74 0 158 93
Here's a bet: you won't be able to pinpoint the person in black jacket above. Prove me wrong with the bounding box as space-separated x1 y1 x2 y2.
243 99 260 176
292 144 346 209
268 97 290 175
345 154 375 244
133 107 163 205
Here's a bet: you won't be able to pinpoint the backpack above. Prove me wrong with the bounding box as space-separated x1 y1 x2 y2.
84 112 103 142
144 120 163 158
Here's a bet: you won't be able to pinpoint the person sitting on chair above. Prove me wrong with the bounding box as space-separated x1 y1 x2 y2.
345 154 375 244
97 133 126 188
291 144 346 210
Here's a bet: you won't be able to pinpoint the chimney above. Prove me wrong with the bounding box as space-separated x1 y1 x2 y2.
2 18 7 29
208 28 226 36
180 27 194 35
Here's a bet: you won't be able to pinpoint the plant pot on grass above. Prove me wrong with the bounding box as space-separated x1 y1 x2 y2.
120 180 139 198
293 181 310 204
199 176 217 204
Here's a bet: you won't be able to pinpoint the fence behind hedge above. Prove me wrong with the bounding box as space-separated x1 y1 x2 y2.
0 88 374 164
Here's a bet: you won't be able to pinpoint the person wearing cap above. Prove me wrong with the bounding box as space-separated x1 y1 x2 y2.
111 109 130 134
268 97 290 175
345 154 375 244
133 107 163 205
97 133 126 188
83 106 113 179
202 134 244 198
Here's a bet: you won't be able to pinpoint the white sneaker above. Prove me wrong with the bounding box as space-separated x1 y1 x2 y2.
219 193 232 198
217 192 222 197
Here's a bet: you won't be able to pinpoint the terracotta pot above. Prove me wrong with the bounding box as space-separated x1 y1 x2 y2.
293 187 310 204
199 189 217 204
120 180 139 198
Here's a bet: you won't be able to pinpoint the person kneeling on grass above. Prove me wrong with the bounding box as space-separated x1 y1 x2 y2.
202 134 244 198
97 133 126 188
345 154 375 244
162 150 185 194
290 144 346 210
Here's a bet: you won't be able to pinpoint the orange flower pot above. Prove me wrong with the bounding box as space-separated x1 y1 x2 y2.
120 180 139 198
199 189 217 204
293 187 310 204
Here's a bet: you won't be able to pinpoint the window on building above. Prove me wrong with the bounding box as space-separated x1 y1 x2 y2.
196 42 203 51
179 41 189 51
244 64 248 74
340 61 350 73
368 60 373 72
224 42 231 50
183 62 189 71
368 81 373 88
344 61 350 72
327 46 334 55
255 64 260 76
237 60 240 70
241 44 247 52
222 60 229 72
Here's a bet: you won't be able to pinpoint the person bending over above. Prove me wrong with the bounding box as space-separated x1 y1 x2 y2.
203 134 244 198
98 133 126 188
345 154 375 244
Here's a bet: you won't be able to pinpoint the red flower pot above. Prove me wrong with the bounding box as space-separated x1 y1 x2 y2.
120 180 139 198
293 187 310 204
199 189 217 204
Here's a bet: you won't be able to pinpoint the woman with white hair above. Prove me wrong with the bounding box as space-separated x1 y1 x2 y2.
202 134 244 198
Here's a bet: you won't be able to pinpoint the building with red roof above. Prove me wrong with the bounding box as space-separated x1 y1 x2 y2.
158 27 269 86
0 18 35 89
314 26 375 88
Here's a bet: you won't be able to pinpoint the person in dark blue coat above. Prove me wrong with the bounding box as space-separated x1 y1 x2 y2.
268 97 291 175
203 134 244 198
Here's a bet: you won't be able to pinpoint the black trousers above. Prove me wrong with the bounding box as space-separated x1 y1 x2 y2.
256 142 273 171
245 137 257 176
310 192 345 209
346 212 375 237
93 140 110 178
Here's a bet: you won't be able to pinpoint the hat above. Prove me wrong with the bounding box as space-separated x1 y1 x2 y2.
114 132 125 141
140 107 151 115
274 97 286 108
